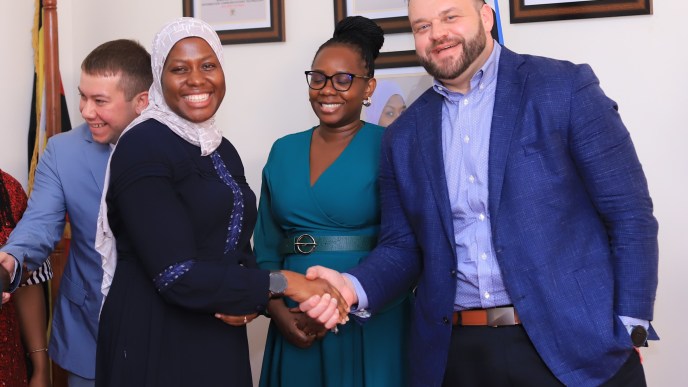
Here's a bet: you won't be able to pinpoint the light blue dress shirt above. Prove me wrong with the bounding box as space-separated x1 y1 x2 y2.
433 44 511 310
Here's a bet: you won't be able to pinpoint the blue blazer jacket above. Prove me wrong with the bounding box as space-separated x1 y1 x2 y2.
349 46 658 387
3 123 109 378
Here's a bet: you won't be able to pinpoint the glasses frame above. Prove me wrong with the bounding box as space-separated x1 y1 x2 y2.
304 70 371 92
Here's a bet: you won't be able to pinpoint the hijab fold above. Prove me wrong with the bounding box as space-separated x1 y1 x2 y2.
97 17 225 301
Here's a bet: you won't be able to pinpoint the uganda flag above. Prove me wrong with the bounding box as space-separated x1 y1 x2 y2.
25 3 71 383
27 0 71 193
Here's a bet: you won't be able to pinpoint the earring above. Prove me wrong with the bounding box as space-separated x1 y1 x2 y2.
362 97 372 107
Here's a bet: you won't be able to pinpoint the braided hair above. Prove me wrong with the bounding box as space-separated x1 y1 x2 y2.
314 16 385 77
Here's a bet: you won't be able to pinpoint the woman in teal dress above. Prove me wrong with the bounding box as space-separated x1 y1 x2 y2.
255 16 409 387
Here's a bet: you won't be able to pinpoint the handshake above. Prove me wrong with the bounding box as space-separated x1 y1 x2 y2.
216 266 358 349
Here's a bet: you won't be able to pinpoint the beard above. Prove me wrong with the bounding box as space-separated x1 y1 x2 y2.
418 25 487 81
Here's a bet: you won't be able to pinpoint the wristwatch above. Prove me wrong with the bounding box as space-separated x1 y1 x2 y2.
630 325 648 347
268 271 287 299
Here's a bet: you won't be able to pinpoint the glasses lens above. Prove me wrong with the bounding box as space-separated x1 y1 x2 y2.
332 73 354 91
307 72 326 89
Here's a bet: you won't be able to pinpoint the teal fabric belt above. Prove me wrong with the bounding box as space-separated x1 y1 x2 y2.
279 234 377 255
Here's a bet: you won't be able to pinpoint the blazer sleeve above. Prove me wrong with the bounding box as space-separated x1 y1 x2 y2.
568 64 658 320
348 125 422 313
1 137 67 276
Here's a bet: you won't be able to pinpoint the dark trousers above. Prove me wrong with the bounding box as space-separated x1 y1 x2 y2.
442 325 646 387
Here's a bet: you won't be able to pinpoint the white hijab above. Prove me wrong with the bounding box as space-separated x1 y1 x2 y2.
364 79 405 126
97 17 225 300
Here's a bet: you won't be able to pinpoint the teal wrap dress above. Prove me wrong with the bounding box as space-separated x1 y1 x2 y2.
255 122 409 387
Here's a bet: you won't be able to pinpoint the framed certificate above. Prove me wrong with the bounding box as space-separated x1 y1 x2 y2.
510 0 652 23
183 0 285 44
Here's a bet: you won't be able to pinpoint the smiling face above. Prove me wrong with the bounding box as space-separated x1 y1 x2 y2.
409 0 493 92
78 72 147 144
161 37 225 123
309 44 375 130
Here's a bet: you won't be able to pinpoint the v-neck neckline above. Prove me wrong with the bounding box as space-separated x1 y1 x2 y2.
308 123 365 188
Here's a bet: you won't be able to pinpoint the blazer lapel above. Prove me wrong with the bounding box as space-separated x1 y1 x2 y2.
488 47 527 222
416 91 456 248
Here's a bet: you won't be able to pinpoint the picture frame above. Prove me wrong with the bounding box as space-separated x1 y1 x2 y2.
333 0 411 34
510 0 652 24
333 0 418 68
377 50 420 70
364 67 433 127
182 0 285 45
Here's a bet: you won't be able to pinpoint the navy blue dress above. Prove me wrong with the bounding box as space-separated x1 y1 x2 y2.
96 119 267 387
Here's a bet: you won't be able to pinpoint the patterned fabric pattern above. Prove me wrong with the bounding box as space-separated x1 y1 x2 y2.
154 260 195 292
21 260 53 286
0 169 29 386
210 151 244 253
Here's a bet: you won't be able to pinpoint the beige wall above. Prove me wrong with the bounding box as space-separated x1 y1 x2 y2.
1 1 686 385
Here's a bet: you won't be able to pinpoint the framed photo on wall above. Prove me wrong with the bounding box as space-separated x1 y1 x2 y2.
333 0 411 34
510 0 653 24
363 67 433 127
182 0 285 44
333 0 418 68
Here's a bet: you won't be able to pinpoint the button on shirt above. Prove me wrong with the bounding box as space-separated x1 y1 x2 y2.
433 44 511 310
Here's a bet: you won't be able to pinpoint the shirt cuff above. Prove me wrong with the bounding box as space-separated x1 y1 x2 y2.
9 256 21 292
343 273 371 318
619 315 649 335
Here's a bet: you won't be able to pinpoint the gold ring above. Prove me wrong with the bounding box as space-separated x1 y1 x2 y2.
243 316 248 324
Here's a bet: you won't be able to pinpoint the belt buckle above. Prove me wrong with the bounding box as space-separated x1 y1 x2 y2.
486 307 516 327
294 234 317 254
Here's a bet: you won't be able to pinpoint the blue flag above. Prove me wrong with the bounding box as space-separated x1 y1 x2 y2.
486 0 504 44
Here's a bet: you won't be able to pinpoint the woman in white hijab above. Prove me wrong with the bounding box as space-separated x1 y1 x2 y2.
364 79 406 127
95 18 346 387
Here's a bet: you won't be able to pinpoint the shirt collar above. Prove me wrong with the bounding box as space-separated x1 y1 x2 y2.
432 41 502 100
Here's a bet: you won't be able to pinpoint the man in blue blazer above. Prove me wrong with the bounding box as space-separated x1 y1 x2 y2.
0 39 151 386
303 0 658 386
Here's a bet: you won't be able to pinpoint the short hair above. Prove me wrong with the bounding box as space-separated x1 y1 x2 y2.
81 39 152 100
409 0 485 10
314 16 384 77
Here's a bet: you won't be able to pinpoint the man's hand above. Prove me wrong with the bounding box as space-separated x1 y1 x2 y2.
2 292 10 304
297 266 358 329
305 266 357 306
281 270 349 325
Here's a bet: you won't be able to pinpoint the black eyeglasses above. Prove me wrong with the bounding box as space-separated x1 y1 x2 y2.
305 71 371 92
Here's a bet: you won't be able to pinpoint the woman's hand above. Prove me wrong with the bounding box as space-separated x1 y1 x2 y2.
214 312 259 327
293 307 328 340
268 299 321 349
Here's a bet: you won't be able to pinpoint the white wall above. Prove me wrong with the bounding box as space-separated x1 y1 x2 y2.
0 0 34 186
1 1 685 385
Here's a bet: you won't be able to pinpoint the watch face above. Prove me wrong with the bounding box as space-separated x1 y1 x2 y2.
631 325 648 347
269 271 287 297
